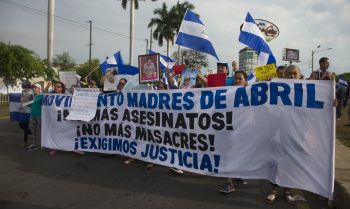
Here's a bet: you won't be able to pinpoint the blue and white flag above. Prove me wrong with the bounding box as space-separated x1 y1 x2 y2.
176 9 219 61
9 93 31 123
100 51 138 75
148 49 178 87
148 49 175 72
114 51 124 66
247 72 257 85
339 78 348 87
239 12 276 66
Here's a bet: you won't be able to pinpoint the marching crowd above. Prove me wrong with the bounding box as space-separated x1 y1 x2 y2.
15 56 349 205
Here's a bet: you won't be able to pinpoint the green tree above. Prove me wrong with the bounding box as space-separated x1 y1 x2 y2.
172 49 208 68
0 42 45 88
148 1 195 57
53 52 76 71
148 3 178 57
172 1 195 28
76 59 102 86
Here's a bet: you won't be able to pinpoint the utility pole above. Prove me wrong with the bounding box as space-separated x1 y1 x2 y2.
47 0 55 74
88 20 92 80
129 0 135 65
150 29 153 50
145 39 148 54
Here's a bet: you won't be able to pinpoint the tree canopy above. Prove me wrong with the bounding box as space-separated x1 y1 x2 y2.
75 58 102 86
53 52 76 72
172 49 208 68
0 42 45 84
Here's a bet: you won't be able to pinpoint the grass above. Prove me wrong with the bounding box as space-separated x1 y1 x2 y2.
336 106 350 148
0 102 9 119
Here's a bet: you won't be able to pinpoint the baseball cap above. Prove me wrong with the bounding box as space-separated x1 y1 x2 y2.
33 83 42 90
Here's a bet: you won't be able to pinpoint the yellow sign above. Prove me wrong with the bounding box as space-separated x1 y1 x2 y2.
254 64 277 81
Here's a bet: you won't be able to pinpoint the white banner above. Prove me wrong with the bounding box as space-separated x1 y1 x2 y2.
65 88 101 122
41 80 335 199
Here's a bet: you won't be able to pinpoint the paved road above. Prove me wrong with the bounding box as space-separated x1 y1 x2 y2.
0 119 329 209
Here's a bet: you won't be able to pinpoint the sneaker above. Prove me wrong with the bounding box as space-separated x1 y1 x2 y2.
266 190 278 204
124 158 134 165
26 144 38 151
74 150 85 155
169 167 184 174
219 183 236 194
49 149 57 155
146 163 154 169
236 179 248 185
284 192 296 205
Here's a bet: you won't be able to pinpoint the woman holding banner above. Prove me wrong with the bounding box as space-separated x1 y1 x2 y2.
219 71 249 194
48 81 67 155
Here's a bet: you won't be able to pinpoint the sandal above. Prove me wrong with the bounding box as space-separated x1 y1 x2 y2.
266 190 278 204
284 192 296 205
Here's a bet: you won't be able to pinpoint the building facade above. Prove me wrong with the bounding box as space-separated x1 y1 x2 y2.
238 47 258 74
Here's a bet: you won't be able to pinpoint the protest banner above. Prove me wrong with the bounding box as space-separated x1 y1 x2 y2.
65 88 101 122
59 71 78 90
254 64 277 81
41 80 335 199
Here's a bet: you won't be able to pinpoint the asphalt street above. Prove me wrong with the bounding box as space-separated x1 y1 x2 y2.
0 119 329 209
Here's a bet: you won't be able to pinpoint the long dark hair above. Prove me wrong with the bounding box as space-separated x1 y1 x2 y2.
54 81 66 93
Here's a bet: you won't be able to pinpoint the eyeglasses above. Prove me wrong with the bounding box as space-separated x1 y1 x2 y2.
55 86 62 88
118 83 125 86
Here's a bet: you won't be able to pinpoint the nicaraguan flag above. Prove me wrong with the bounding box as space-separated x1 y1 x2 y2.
239 12 276 66
148 49 175 72
176 9 219 61
339 78 348 87
9 93 31 123
247 72 257 85
114 51 124 66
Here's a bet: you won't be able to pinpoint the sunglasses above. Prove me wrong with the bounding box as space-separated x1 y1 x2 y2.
118 83 125 86
55 86 62 88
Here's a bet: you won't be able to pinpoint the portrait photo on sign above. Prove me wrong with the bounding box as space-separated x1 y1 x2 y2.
21 89 34 106
180 69 198 89
103 67 118 91
138 54 160 84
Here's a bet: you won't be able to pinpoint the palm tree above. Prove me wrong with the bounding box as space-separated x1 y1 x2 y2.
120 0 157 65
172 1 195 28
148 3 178 57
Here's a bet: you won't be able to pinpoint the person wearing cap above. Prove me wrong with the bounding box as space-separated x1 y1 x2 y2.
26 83 43 151
217 62 234 86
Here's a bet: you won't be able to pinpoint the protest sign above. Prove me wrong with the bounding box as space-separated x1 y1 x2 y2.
254 64 277 81
208 73 226 87
180 69 198 89
41 80 335 199
65 88 101 122
103 67 118 91
138 54 160 84
21 89 34 106
59 71 78 90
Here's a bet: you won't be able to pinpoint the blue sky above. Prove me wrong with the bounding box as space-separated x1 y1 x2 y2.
0 0 349 75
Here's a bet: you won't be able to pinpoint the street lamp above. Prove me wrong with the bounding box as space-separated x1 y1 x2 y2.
311 45 332 72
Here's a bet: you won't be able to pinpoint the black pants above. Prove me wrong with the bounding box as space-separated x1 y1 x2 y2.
19 122 30 142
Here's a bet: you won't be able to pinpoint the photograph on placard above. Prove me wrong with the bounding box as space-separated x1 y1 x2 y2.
138 54 160 84
103 67 118 91
180 69 198 89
